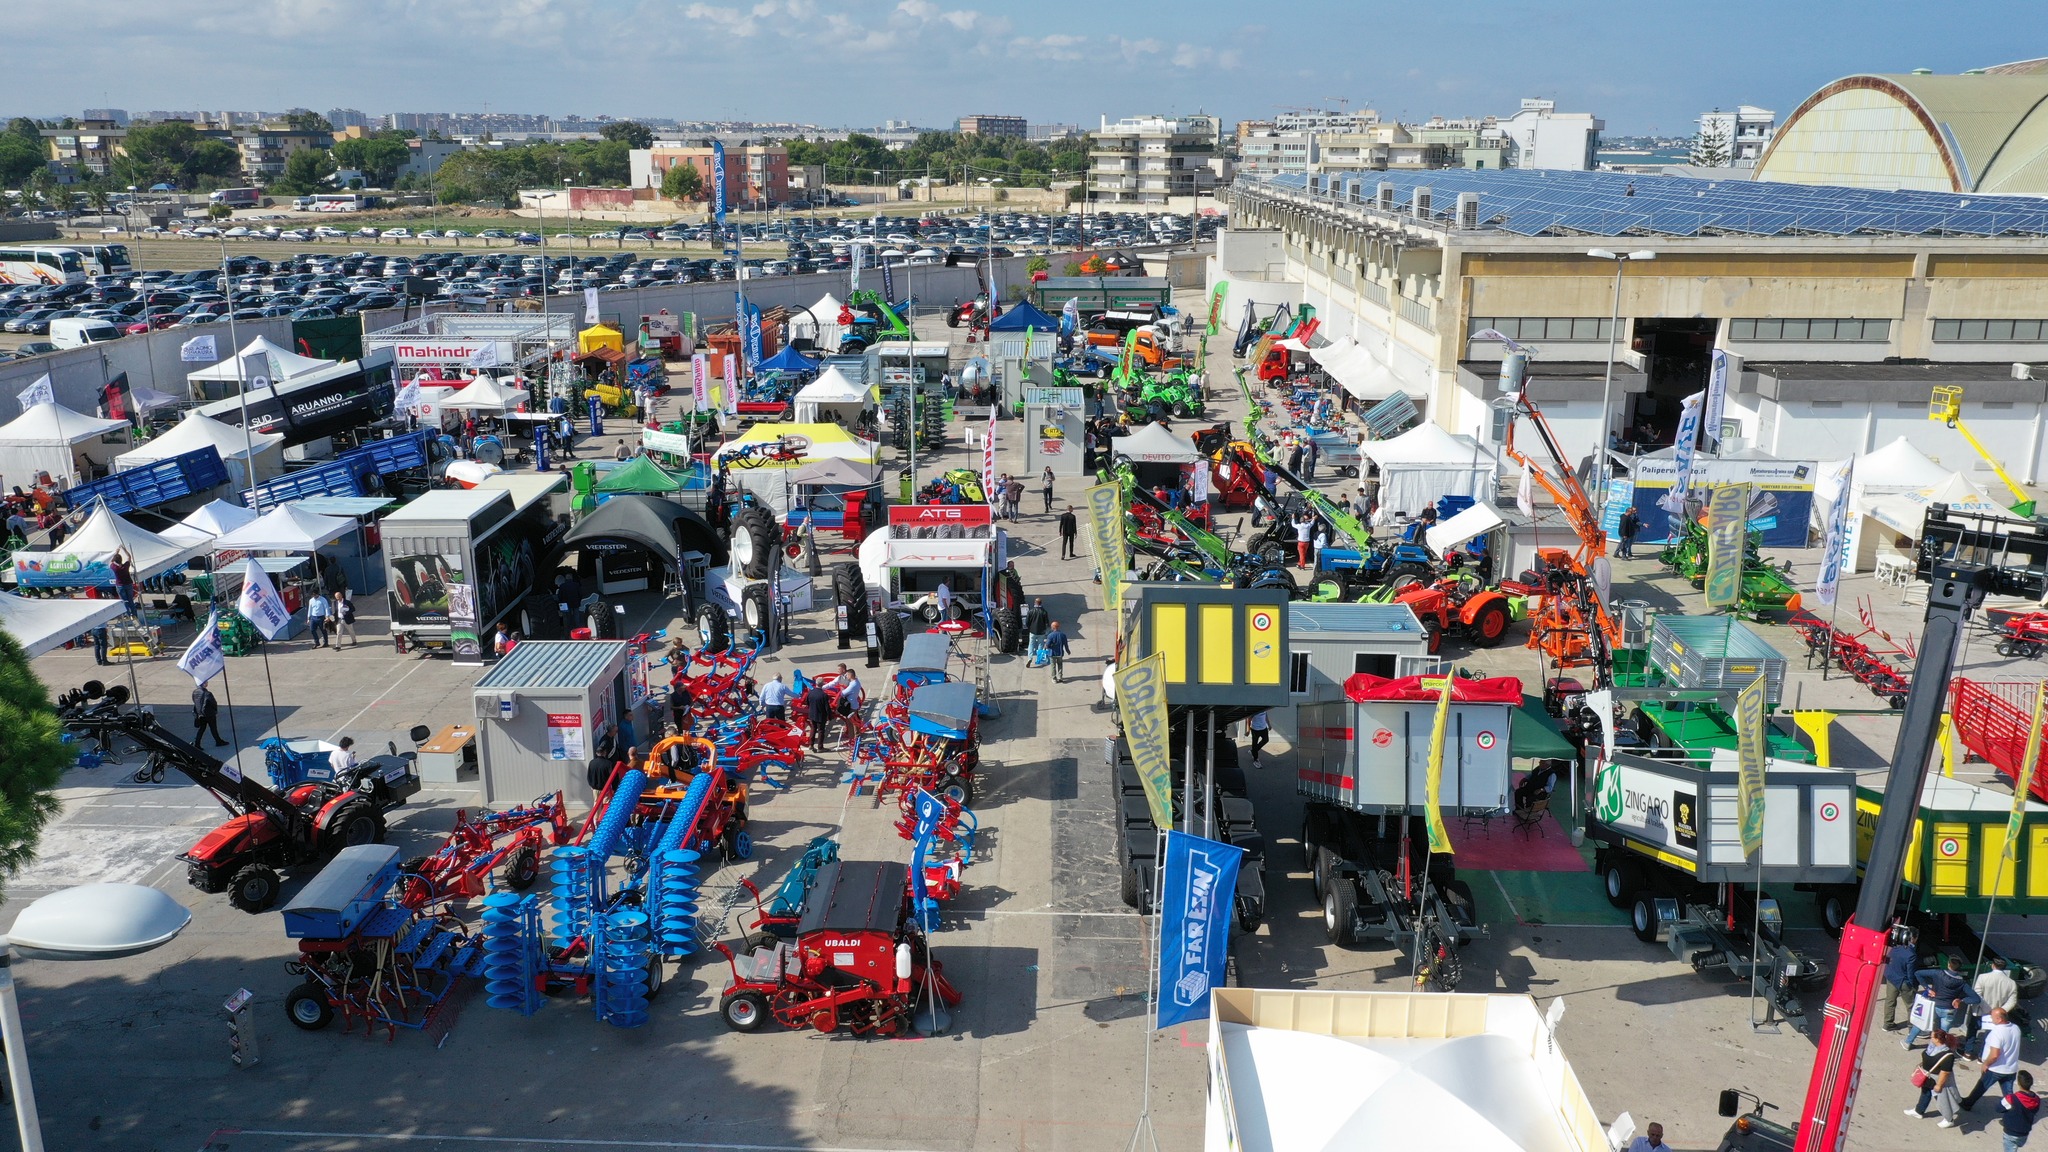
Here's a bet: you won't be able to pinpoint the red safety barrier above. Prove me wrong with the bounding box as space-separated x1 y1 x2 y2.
1950 679 2048 799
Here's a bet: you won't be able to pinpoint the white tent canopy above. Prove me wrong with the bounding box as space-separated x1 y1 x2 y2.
1427 502 1506 556
185 335 334 384
439 375 530 412
1114 422 1202 464
1361 423 1502 516
48 504 207 583
181 499 259 539
0 402 127 446
0 593 124 657
1834 437 1953 573
115 411 285 490
1866 472 2006 538
792 366 878 423
211 504 354 552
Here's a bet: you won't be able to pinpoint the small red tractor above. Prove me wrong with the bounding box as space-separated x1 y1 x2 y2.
1392 578 1516 652
715 859 961 1037
396 792 570 909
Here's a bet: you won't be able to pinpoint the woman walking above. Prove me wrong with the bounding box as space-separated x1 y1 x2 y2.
1908 1029 1964 1128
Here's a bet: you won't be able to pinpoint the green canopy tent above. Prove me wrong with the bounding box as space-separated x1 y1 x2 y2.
594 454 685 494
1509 705 1577 761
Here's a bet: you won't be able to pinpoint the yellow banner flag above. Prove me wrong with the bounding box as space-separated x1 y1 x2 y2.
1735 674 1768 861
1085 482 1127 613
1114 653 1176 832
1423 673 1456 856
1704 483 1752 608
2000 684 2048 888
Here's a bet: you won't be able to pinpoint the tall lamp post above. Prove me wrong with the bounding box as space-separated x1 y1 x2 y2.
0 883 192 1151
1585 247 1656 514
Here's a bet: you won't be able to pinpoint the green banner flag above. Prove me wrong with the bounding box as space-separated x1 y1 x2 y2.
1705 483 1752 608
1115 653 1176 832
1085 482 1127 613
1735 673 1768 860
2001 684 2048 886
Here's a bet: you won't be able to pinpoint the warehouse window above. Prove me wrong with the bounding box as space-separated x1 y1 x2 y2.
1729 318 1890 342
1468 316 1614 342
1289 651 1311 695
1933 319 2048 343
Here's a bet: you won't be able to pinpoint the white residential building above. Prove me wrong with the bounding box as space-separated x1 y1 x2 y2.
1499 99 1604 171
1697 106 1777 168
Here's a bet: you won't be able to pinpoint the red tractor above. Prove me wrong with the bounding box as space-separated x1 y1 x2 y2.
1393 578 1516 652
714 859 961 1036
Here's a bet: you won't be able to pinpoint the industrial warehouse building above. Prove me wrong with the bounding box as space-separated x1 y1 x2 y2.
1216 167 2048 486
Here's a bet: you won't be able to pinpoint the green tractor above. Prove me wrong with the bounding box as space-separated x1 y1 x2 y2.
1138 374 1205 419
839 289 913 354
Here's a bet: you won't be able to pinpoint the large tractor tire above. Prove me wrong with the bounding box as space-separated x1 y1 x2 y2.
320 801 383 857
228 864 282 913
1466 599 1511 648
877 610 906 661
833 562 869 633
742 584 773 641
995 604 1023 654
696 602 731 653
731 507 778 579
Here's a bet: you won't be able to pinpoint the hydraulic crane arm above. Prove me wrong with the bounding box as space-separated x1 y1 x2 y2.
64 709 310 838
1930 386 2035 516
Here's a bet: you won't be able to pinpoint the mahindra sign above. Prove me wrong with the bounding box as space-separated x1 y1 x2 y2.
386 340 514 367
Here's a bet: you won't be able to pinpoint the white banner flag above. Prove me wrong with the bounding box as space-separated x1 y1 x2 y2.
982 403 998 501
15 374 53 410
1191 458 1211 502
691 353 709 409
584 287 600 325
1817 457 1855 607
178 610 226 686
179 334 219 363
394 380 421 413
235 559 293 640
466 343 500 368
722 354 738 416
1517 460 1536 518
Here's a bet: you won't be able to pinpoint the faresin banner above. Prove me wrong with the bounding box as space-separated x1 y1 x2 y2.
1155 829 1244 1031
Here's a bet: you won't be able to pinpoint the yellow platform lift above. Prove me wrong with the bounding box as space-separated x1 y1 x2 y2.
1930 385 2036 517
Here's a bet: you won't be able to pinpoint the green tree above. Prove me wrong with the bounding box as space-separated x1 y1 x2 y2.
332 134 411 186
81 182 112 214
186 139 242 183
599 121 654 150
284 110 333 134
271 146 335 195
4 118 41 145
0 631 73 878
1026 254 1049 275
0 135 44 188
434 148 532 207
117 121 242 189
207 203 232 220
661 162 703 203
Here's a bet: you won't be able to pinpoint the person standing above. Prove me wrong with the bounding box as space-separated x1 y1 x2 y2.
1624 1123 1670 1152
1303 437 1319 482
1025 597 1051 662
1908 1029 1963 1127
1042 621 1070 683
191 682 228 748
1008 475 1025 521
305 590 331 648
668 677 693 736
1058 506 1079 560
1964 1007 2026 1110
1975 955 2021 1044
935 580 953 621
90 623 110 666
1907 958 1980 1049
1286 440 1304 475
759 674 792 720
1880 927 1920 1031
1618 505 1642 559
1247 710 1271 768
1040 467 1056 514
2001 1071 2040 1152
334 591 356 648
1292 512 1315 569
109 548 138 617
1251 490 1270 528
805 679 834 752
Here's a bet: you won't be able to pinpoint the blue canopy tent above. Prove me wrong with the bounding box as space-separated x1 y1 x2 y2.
988 300 1056 333
757 345 821 376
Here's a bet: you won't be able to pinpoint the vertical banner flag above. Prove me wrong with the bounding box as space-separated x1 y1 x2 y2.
1422 672 1456 856
1085 482 1127 612
1061 297 1079 338
1517 460 1536 518
448 582 481 664
691 353 709 410
179 334 219 363
1701 349 1730 452
1206 282 1228 336
2001 685 2048 889
1704 482 1752 608
982 402 997 502
1660 391 1704 515
1114 653 1175 832
16 373 54 410
584 287 600 325
235 559 292 639
587 393 605 437
722 354 739 415
1156 830 1246 1030
743 302 764 370
1817 457 1854 608
881 249 896 304
394 380 421 416
178 610 226 686
1734 673 1769 861
909 788 946 931
850 243 864 292
711 140 727 226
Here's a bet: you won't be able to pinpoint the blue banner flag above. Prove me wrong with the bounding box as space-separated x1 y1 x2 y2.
1156 830 1244 1030
587 393 604 437
910 789 945 931
743 302 764 370
1660 391 1703 516
711 140 727 226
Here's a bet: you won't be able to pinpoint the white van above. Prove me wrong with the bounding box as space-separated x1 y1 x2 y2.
48 318 123 349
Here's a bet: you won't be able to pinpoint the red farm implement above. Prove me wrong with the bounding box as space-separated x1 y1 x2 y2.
397 792 570 909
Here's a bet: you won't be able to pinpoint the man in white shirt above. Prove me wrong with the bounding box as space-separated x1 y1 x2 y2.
329 736 357 781
1965 1007 2026 1110
759 674 792 720
935 580 953 619
1625 1122 1669 1152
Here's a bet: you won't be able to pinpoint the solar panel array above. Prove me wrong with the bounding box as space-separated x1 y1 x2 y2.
1254 168 2048 239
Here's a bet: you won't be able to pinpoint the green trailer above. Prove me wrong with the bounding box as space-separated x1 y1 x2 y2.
1616 615 1813 763
1030 276 1171 315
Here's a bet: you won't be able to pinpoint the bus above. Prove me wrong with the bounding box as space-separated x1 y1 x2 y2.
29 243 132 276
307 193 378 213
0 248 87 286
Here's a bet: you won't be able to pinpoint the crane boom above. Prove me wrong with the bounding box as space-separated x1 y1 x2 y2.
1497 391 1622 668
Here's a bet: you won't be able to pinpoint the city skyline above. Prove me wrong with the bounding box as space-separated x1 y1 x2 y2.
9 0 2039 136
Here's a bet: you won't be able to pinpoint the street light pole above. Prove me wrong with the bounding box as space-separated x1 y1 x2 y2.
1586 247 1656 514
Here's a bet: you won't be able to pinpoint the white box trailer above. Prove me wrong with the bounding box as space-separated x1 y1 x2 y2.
1589 750 1857 886
1294 695 1514 815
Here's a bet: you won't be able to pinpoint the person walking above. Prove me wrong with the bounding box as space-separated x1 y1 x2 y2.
1908 1029 1964 1128
1025 597 1051 664
1058 506 1079 560
2000 1071 2040 1152
191 682 228 748
1964 1007 2025 1110
90 623 110 666
1618 505 1642 559
1292 512 1315 569
1907 958 1981 1049
805 679 834 752
1040 467 1056 514
1008 475 1026 521
1247 710 1271 768
1975 955 2021 1045
333 591 356 648
1042 621 1070 683
1880 926 1920 1031
1251 490 1270 528
305 590 331 648
759 674 792 721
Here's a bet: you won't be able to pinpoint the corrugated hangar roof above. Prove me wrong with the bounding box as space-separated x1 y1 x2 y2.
1251 167 2048 239
1755 69 2048 194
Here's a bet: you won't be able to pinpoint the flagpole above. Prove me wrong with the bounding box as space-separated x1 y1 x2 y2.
1127 825 1166 1152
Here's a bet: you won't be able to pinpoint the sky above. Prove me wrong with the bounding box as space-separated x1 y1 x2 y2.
10 0 2042 136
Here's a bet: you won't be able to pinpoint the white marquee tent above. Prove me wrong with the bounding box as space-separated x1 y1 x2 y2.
792 367 878 424
212 504 355 553
0 593 124 657
114 411 285 490
1864 472 2007 551
185 335 334 389
0 402 130 487
1360 423 1502 516
438 376 530 412
47 504 208 583
1113 422 1202 464
1833 437 1953 573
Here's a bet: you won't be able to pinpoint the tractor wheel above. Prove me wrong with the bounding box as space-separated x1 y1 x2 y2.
501 845 541 892
1322 878 1357 947
1121 864 1144 910
996 605 1023 654
939 773 974 807
1630 894 1661 944
833 562 867 630
587 599 618 640
1467 600 1511 648
228 864 282 913
721 991 771 1032
1423 619 1443 655
696 602 731 654
1256 541 1289 568
742 583 772 639
732 507 778 579
877 610 906 661
284 982 334 1031
321 801 382 857
1389 563 1431 586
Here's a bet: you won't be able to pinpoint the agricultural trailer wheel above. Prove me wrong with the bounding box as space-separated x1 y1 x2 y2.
1322 877 1357 947
1630 894 1661 943
742 584 772 638
284 983 335 1031
939 773 974 807
502 845 541 891
721 991 771 1032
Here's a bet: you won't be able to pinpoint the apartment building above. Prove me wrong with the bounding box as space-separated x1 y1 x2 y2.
1087 114 1220 205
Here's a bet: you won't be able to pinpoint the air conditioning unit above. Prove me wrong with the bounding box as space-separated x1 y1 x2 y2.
1456 192 1480 228
2015 362 2033 381
1412 188 1433 219
476 691 518 722
1377 182 1395 211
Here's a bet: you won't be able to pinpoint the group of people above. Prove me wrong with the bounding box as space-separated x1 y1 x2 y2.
1883 929 2040 1144
753 664 866 751
302 588 357 649
988 470 1057 521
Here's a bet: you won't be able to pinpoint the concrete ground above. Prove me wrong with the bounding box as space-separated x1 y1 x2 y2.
5 299 2042 1151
